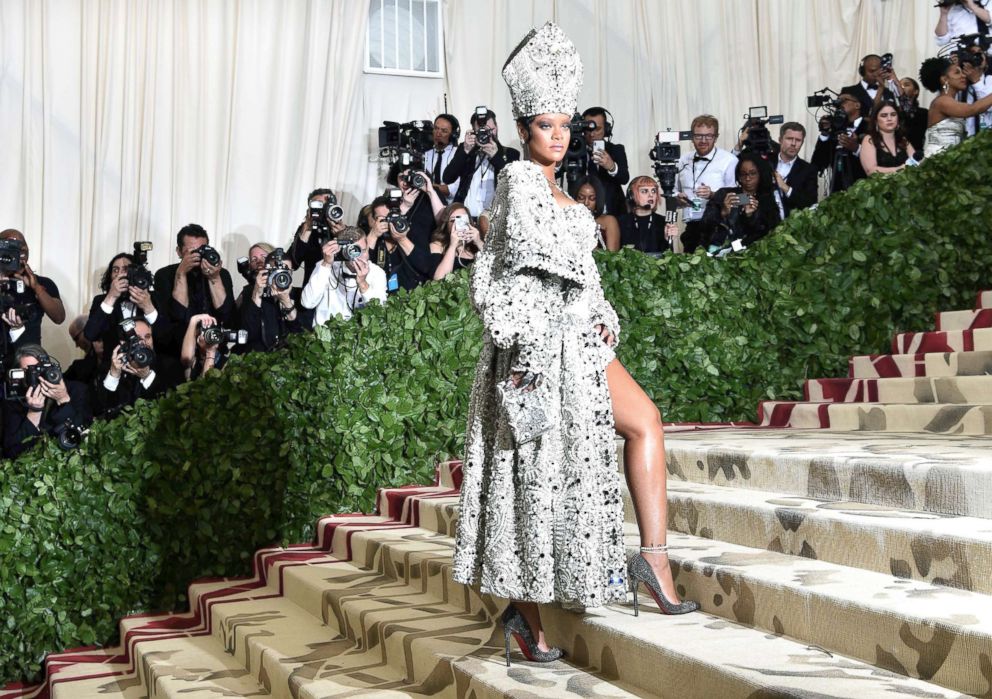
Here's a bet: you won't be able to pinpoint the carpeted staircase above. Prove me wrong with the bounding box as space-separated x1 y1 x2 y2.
5 293 992 698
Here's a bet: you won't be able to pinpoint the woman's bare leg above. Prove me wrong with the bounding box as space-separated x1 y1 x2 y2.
606 358 683 603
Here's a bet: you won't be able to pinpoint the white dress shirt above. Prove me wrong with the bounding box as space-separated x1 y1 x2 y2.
99 298 158 326
936 0 991 52
964 75 992 136
103 369 157 392
860 79 878 102
423 144 460 205
300 259 387 324
676 147 739 222
463 155 497 217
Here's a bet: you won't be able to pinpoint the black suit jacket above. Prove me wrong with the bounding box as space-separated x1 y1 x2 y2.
93 356 183 418
811 119 868 194
442 142 520 204
781 157 818 216
83 293 165 365
585 141 630 216
152 264 235 358
840 83 896 123
3 380 91 459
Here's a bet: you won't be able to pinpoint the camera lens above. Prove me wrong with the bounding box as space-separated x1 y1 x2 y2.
269 268 293 291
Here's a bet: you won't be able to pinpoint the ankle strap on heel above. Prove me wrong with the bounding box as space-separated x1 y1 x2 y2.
639 545 669 554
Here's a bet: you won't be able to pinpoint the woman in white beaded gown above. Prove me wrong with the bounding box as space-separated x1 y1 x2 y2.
452 22 697 667
919 56 992 158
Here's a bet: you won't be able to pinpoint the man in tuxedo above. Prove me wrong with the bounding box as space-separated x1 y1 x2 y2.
841 54 896 119
675 114 738 253
811 94 867 194
773 123 817 216
442 108 520 216
423 114 460 204
581 106 630 216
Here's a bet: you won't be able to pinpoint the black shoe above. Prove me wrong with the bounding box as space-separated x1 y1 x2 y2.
501 604 566 667
628 549 700 616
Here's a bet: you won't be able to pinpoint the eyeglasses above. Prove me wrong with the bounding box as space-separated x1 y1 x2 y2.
691 133 717 141
739 170 760 178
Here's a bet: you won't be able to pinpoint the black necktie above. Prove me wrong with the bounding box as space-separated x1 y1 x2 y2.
432 149 443 182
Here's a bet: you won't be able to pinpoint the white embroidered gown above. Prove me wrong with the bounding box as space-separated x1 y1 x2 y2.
452 160 628 607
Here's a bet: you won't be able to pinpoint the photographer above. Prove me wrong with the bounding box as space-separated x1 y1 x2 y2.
936 1 991 52
860 101 917 175
959 47 992 135
442 108 520 216
65 315 103 386
365 194 440 293
675 115 739 253
286 188 346 287
83 252 160 364
430 204 484 280
301 227 387 323
899 77 930 153
424 114 461 204
236 243 302 352
774 123 818 217
570 176 621 251
3 344 91 459
842 55 898 119
95 318 182 417
180 313 239 381
0 229 66 351
617 176 679 254
811 94 867 194
153 224 234 357
580 107 630 215
701 153 782 254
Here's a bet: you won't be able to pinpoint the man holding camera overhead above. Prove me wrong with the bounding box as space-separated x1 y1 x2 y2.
234 243 302 352
936 0 991 53
301 227 386 324
153 223 235 358
3 344 91 458
442 107 520 217
0 229 66 354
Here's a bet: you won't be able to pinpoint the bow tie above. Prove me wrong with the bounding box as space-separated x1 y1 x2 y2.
693 155 711 163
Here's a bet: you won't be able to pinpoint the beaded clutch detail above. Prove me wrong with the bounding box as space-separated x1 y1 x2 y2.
496 372 555 444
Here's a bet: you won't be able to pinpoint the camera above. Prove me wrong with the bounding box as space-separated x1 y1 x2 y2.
126 241 154 290
740 106 784 161
378 120 434 158
649 130 691 198
236 256 252 284
200 324 247 348
0 277 37 323
8 359 63 392
880 53 893 72
473 106 494 145
54 419 87 450
953 34 992 68
264 248 293 295
400 170 428 191
308 192 346 245
558 113 598 187
118 318 155 369
0 239 23 274
384 188 410 235
194 244 221 267
334 230 363 263
807 90 850 137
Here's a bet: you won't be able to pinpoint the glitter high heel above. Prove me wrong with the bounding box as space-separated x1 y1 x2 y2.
628 546 700 616
501 604 565 667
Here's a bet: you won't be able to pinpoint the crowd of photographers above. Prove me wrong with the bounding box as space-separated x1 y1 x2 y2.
2 10 989 458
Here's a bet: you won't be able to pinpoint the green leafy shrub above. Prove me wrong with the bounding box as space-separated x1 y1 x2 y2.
1 132 990 685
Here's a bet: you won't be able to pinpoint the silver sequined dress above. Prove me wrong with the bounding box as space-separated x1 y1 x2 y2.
452 160 628 607
923 117 966 158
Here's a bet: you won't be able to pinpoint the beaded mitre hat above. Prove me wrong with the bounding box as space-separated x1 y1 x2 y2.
502 21 583 119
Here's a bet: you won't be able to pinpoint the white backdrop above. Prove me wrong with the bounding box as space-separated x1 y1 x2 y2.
0 0 938 362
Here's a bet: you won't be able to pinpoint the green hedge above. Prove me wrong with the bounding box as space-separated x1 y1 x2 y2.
1 132 990 685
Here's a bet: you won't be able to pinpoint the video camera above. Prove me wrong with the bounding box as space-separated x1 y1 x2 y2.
740 106 784 162
308 193 346 245
118 318 155 369
127 241 154 290
649 130 691 199
384 188 410 235
0 239 23 274
807 89 849 137
378 120 433 164
560 113 598 187
952 33 992 68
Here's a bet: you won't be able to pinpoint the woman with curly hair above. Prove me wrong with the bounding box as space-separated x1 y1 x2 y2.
919 56 992 157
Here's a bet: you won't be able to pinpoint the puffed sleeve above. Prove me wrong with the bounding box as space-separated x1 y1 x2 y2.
480 273 564 375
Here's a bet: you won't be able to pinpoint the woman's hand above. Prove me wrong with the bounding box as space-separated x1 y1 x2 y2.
595 323 616 347
742 196 759 217
721 193 739 218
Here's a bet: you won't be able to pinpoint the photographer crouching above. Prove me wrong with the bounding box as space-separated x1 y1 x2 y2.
95 318 182 417
3 344 91 458
235 244 302 352
180 313 245 381
301 227 387 323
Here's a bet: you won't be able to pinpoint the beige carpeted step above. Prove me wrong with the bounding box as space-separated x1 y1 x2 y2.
849 349 992 378
804 375 992 404
978 290 992 309
936 308 992 331
893 326 992 354
645 480 992 594
648 428 992 518
759 400 992 435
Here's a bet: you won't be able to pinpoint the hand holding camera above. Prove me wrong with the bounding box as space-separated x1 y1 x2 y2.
838 133 859 152
462 130 478 153
591 147 614 170
38 374 69 406
128 285 155 314
105 275 130 305
721 193 739 218
199 246 223 279
178 248 202 276
349 257 369 283
479 140 498 158
13 263 37 291
321 239 341 265
2 307 24 330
